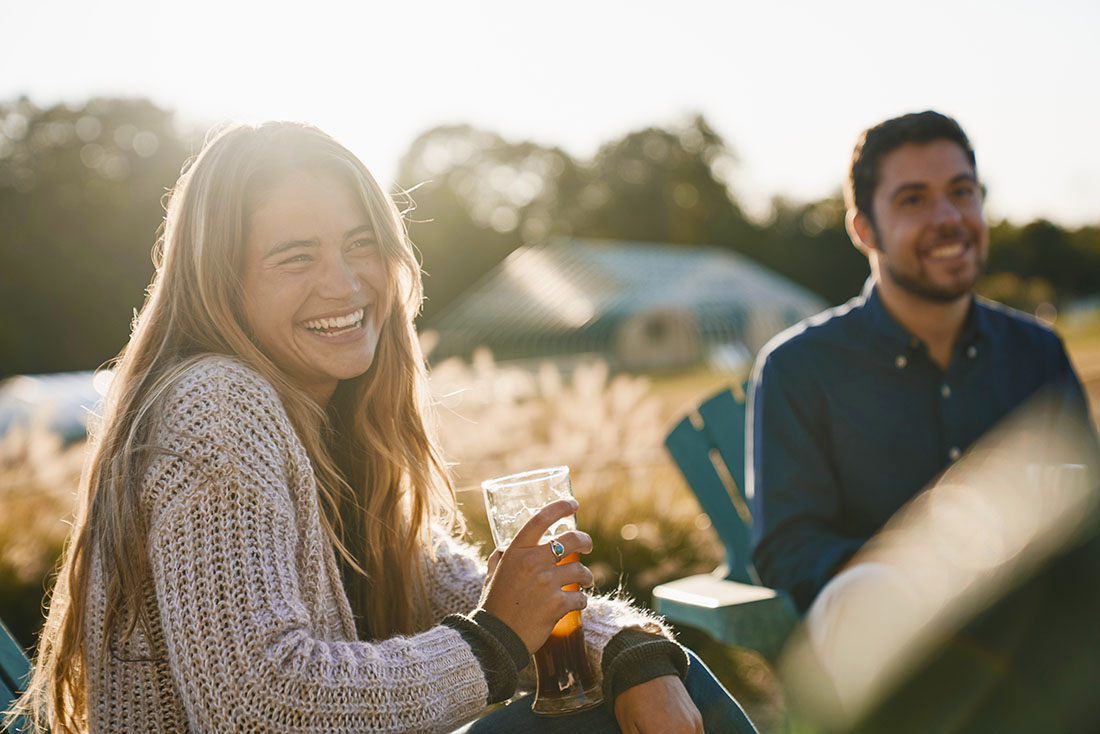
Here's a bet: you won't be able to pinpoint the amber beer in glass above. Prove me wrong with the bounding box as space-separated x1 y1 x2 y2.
481 466 602 716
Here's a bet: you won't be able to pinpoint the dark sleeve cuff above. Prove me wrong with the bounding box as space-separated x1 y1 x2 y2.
442 609 530 704
600 627 689 707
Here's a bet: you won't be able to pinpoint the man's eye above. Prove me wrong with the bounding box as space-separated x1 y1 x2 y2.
953 186 976 199
900 194 923 207
279 254 311 265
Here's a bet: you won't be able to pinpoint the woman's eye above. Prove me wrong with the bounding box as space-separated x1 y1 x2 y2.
279 253 311 265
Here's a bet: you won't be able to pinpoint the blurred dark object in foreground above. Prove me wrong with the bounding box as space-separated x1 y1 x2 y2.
782 388 1100 733
853 518 1100 734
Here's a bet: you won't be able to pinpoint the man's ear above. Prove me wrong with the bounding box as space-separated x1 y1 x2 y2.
846 209 878 255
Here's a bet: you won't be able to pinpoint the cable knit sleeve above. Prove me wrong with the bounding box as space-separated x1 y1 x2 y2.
142 357 489 733
425 529 486 623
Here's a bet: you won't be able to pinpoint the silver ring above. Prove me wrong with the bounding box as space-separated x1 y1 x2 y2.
550 539 566 562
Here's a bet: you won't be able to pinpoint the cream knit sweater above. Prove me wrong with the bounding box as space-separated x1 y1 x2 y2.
82 355 671 733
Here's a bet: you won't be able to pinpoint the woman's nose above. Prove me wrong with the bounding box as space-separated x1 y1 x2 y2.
316 253 360 299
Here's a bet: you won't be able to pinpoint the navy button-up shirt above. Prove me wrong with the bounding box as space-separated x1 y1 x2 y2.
748 280 1092 612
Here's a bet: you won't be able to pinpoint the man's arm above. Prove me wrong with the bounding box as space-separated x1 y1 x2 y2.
747 348 866 612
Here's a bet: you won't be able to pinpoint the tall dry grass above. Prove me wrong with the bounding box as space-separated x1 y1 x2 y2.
431 349 725 596
0 423 83 648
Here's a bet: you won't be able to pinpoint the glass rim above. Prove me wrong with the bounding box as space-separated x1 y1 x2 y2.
481 465 570 491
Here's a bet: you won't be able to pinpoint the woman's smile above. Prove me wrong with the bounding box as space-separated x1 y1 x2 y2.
300 306 368 339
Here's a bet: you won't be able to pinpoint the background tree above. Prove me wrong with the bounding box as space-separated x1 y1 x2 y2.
0 97 194 376
3 98 1099 377
571 115 752 247
396 115 761 322
395 124 585 322
982 220 1100 311
741 195 869 306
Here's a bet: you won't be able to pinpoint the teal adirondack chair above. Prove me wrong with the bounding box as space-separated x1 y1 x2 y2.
1 618 32 733
652 385 798 661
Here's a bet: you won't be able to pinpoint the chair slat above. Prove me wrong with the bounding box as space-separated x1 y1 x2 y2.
665 410 753 584
1 618 32 733
698 388 748 503
657 384 798 659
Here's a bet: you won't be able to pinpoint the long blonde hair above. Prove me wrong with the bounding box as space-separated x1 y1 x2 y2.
9 122 456 733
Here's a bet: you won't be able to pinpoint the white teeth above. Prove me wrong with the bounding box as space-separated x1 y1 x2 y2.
303 308 364 331
929 243 965 259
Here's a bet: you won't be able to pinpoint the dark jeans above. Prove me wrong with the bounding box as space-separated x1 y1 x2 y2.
466 649 759 733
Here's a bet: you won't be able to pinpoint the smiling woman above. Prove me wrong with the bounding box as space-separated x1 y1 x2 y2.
241 172 388 404
5 122 758 734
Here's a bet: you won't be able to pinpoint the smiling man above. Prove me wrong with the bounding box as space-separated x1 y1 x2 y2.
745 111 1093 620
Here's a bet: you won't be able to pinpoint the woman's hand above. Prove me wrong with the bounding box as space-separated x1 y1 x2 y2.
614 675 704 734
479 498 594 653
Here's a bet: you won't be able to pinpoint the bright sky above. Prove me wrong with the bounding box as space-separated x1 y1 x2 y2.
4 0 1099 226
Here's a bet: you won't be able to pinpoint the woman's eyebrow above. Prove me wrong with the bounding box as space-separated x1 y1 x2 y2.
263 223 374 258
265 238 319 258
345 224 375 239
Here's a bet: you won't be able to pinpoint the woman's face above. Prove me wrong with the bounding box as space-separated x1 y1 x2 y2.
240 171 387 404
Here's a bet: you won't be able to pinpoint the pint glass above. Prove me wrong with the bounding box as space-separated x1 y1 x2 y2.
481 466 603 716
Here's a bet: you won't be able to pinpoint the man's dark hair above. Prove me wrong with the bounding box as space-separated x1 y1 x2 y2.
846 111 976 222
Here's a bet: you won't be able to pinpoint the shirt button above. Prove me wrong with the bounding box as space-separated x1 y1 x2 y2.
967 345 977 358
949 446 962 461
941 384 951 398
895 355 908 369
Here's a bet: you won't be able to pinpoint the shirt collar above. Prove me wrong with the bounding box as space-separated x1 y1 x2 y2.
859 278 916 353
957 299 985 349
859 277 987 354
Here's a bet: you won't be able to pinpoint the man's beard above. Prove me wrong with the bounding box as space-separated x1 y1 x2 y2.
875 222 987 304
882 259 981 303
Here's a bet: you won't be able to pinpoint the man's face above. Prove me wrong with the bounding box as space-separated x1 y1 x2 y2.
860 140 988 303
